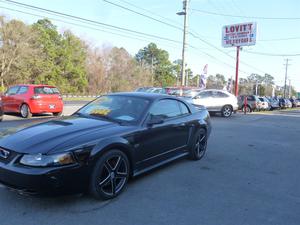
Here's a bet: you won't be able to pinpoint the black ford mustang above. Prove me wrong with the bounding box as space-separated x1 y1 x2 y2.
0 92 211 200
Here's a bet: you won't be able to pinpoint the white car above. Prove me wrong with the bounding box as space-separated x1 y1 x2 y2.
186 89 238 117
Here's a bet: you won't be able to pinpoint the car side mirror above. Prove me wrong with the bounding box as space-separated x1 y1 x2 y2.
147 115 164 126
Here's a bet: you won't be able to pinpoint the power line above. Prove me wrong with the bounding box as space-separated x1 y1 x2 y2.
110 0 183 27
1 0 270 76
243 50 300 57
259 37 300 42
100 0 268 74
102 0 183 31
0 5 185 50
1 0 183 44
191 8 300 20
106 1 257 77
189 31 267 74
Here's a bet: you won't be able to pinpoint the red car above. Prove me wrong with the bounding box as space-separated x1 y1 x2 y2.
1 84 63 118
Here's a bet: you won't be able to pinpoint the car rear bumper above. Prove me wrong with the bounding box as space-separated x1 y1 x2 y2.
0 160 89 195
29 100 64 114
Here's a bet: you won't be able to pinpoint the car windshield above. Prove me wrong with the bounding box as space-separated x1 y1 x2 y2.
34 86 60 94
76 95 150 124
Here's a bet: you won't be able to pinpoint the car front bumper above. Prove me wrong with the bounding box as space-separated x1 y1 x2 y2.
0 156 90 195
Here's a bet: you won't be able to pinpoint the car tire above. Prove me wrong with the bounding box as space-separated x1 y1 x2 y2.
221 105 233 117
20 104 32 118
242 105 251 113
90 149 130 200
53 112 62 117
190 128 207 161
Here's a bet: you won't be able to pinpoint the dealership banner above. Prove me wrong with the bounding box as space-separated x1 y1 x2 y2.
199 64 208 89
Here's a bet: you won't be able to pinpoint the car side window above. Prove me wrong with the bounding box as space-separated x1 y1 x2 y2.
196 91 212 99
149 99 182 119
214 91 229 98
17 86 29 94
178 101 190 115
6 86 19 95
247 96 255 101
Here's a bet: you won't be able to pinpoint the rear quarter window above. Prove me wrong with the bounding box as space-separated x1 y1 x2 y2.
178 101 190 115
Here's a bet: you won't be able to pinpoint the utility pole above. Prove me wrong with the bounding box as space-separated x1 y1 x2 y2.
255 80 258 95
288 79 291 98
151 55 154 85
283 59 291 98
177 0 189 87
234 46 240 96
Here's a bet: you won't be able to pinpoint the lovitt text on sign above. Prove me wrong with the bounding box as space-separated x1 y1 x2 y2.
222 22 257 48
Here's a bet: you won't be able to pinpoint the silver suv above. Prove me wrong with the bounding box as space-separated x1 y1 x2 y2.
186 89 238 117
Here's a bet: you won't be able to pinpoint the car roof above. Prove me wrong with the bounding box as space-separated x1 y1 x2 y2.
12 84 56 88
108 92 179 101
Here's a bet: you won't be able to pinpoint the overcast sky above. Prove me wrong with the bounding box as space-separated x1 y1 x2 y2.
1 0 299 91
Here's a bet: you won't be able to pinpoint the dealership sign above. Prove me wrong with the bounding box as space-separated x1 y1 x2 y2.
222 22 257 48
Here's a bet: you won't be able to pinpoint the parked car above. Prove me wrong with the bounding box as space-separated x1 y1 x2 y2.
297 99 300 107
136 87 167 94
238 95 261 112
0 92 211 199
290 98 299 108
149 88 167 94
0 84 63 118
258 97 270 111
0 99 3 122
285 99 292 108
279 98 288 109
135 87 152 92
187 89 238 117
182 89 203 98
266 98 280 110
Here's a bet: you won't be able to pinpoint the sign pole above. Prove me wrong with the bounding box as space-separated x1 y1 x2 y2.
235 46 240 96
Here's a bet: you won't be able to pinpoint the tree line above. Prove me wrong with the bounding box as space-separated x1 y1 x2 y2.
0 16 189 94
0 16 296 96
206 73 297 97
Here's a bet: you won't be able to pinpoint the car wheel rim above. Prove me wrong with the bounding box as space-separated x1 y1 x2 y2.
21 105 28 118
195 132 207 158
98 155 128 196
223 107 232 117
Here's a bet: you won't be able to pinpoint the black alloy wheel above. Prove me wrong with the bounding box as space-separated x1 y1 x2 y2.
90 150 130 200
190 129 207 160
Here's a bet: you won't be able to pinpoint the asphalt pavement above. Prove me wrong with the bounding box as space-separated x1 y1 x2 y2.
0 110 300 225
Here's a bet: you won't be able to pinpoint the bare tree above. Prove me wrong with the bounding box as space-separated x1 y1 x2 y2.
0 16 39 91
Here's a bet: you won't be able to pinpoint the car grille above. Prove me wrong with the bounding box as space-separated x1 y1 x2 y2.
0 147 17 164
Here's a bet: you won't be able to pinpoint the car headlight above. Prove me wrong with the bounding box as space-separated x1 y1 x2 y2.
20 152 75 167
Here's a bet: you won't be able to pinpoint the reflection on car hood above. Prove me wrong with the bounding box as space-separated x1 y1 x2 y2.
0 116 118 154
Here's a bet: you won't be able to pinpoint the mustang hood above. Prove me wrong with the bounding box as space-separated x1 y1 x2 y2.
0 116 118 154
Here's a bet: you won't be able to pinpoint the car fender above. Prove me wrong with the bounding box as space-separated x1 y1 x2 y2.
90 136 135 169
